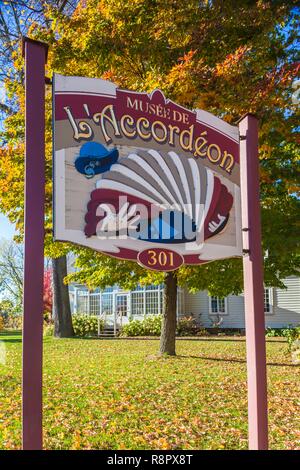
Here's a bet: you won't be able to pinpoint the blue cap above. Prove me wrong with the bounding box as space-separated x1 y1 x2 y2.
75 142 119 178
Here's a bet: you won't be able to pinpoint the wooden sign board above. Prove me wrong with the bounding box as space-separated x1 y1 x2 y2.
53 74 242 270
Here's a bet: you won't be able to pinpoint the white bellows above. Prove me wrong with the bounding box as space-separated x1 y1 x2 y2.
95 149 215 232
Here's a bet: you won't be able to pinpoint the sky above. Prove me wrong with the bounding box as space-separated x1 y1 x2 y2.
0 213 15 240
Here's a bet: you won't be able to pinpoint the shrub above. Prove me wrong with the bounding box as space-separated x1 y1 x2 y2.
197 328 210 336
265 326 300 357
3 314 23 330
0 317 4 331
72 314 102 337
266 326 300 346
0 300 22 330
0 299 15 316
120 314 207 337
120 315 162 337
266 327 286 337
142 315 162 335
43 310 52 324
43 323 54 337
176 315 199 336
283 327 300 351
291 340 300 364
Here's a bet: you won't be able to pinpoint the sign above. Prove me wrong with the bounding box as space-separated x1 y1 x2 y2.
23 40 267 451
53 74 242 271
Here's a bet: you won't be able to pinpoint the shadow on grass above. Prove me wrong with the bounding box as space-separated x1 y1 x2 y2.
1 331 295 368
79 336 286 344
176 354 298 368
0 330 22 343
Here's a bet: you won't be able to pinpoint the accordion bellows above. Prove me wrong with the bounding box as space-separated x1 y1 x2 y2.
84 149 233 243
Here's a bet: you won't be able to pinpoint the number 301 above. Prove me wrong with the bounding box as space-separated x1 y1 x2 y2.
147 250 174 267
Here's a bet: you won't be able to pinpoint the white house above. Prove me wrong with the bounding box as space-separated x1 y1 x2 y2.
69 275 300 330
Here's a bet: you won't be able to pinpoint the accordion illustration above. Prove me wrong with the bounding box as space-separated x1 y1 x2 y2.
84 149 233 244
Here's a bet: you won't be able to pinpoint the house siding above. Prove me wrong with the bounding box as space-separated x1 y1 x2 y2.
183 276 300 329
269 276 300 327
184 290 209 326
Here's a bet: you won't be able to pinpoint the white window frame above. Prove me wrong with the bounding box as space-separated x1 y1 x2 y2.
264 287 273 315
131 290 144 316
116 292 130 317
71 283 166 317
208 296 228 315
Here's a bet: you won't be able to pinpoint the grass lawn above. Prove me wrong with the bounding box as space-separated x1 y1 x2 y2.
0 331 299 450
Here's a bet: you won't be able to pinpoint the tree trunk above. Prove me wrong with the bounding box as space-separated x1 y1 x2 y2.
52 255 74 338
159 270 177 356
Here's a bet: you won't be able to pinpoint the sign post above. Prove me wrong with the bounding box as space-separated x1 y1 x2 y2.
22 37 48 450
239 114 268 450
20 57 268 449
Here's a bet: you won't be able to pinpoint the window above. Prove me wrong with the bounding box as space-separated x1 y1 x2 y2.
264 288 273 314
70 284 165 317
209 296 227 315
69 291 75 312
131 292 144 315
131 285 163 316
146 290 159 315
103 287 114 293
116 294 128 316
90 294 100 316
77 291 89 314
101 292 113 315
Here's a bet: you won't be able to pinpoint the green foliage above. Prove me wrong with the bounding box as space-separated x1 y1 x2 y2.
0 299 16 318
72 314 102 337
43 310 52 324
266 326 300 351
283 327 300 351
265 327 287 337
43 323 54 337
64 248 165 291
121 314 207 337
55 0 299 297
120 315 162 337
197 328 210 337
0 301 22 330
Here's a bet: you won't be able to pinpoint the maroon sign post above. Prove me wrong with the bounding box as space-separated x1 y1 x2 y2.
239 114 268 450
22 37 48 450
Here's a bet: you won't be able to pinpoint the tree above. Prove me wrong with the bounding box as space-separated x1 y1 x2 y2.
0 1 77 120
160 272 177 356
0 1 77 337
0 239 23 311
1 0 300 353
53 256 74 337
55 0 299 354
